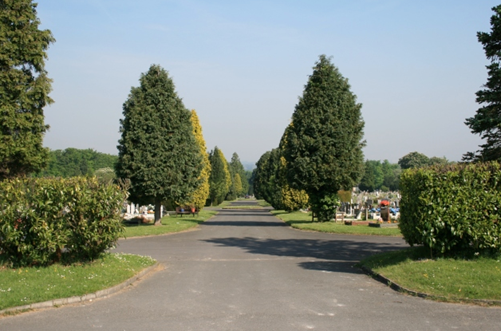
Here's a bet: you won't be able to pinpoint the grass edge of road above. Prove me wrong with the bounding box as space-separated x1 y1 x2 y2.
272 209 501 305
0 209 219 314
0 253 157 314
271 210 401 236
358 247 501 305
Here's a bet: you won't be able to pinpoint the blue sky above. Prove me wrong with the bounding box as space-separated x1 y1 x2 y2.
37 0 499 166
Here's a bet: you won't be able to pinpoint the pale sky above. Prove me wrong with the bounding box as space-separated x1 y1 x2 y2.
37 0 497 166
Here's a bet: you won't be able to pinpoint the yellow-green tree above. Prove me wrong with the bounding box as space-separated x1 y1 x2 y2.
278 157 309 211
180 110 211 209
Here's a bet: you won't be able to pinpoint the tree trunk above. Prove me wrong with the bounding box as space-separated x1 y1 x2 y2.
154 199 162 226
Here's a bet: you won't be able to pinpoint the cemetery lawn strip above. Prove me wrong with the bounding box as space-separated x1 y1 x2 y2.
272 210 402 236
0 253 156 311
257 200 271 207
358 247 501 303
124 210 217 238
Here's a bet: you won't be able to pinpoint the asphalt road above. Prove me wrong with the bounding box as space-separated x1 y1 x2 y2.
1 201 500 330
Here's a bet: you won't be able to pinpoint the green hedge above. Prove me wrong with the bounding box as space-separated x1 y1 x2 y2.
0 177 127 266
400 162 501 256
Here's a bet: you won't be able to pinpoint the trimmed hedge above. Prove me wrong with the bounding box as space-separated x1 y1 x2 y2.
0 177 127 266
399 162 501 256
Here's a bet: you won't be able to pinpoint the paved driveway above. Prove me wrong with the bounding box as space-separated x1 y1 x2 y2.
1 202 500 330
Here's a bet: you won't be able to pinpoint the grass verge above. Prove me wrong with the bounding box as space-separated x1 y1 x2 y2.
0 253 156 311
257 200 271 207
123 209 217 238
222 205 267 209
358 247 501 304
272 210 402 236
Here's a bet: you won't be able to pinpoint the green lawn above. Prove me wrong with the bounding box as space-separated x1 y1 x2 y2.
359 247 501 304
124 209 217 238
272 210 402 237
0 209 217 313
256 200 271 207
0 253 156 312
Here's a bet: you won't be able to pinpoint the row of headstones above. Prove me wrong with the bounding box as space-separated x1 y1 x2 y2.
125 203 165 218
338 200 399 213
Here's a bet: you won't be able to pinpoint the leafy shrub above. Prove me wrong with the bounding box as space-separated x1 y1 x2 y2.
0 177 127 266
399 162 501 256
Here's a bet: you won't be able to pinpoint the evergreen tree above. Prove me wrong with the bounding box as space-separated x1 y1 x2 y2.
464 5 501 161
229 152 248 196
116 65 202 224
282 55 365 221
179 110 211 209
253 148 287 209
208 146 231 205
277 156 309 211
0 0 55 179
245 170 254 195
253 151 271 201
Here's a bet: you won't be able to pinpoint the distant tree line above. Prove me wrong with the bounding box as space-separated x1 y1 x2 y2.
37 148 118 178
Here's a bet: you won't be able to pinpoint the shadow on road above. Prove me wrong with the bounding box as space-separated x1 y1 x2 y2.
203 221 286 227
203 236 405 274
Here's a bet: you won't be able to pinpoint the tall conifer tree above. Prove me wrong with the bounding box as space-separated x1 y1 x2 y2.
229 152 248 197
282 55 365 221
0 0 55 179
116 65 202 224
464 5 501 161
208 146 230 205
180 110 211 209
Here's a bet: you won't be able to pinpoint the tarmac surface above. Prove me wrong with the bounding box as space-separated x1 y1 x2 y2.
1 200 501 330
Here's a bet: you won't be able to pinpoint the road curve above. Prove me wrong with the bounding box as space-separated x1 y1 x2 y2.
1 201 500 330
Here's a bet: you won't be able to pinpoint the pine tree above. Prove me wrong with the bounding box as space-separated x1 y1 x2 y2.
282 55 365 221
464 5 501 161
0 0 55 179
116 65 202 224
208 146 230 205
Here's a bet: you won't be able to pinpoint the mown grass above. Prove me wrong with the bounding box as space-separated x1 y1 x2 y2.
272 210 402 237
359 247 501 303
123 209 217 238
0 253 156 311
256 200 271 207
222 205 267 209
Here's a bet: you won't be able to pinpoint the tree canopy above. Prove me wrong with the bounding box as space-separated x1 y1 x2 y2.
0 0 55 179
464 5 501 162
38 148 117 178
208 146 231 205
281 55 365 221
179 110 211 209
115 65 202 224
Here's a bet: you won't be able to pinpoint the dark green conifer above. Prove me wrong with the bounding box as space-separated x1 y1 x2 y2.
0 0 55 179
464 5 501 161
282 55 365 221
116 65 202 224
208 146 230 205
229 152 248 197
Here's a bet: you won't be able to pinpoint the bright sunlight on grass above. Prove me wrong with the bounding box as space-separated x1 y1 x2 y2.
359 247 501 304
272 210 402 237
0 253 156 311
123 209 217 238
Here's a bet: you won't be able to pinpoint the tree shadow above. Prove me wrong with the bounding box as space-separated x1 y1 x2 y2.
203 221 286 227
203 236 407 274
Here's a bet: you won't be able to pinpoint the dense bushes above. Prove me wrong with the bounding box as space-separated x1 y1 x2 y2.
0 177 127 266
400 162 501 256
